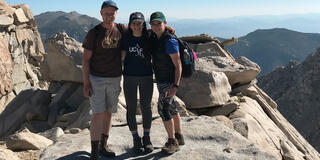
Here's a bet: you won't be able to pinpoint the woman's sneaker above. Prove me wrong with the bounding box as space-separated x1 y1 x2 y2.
175 133 185 145
133 136 144 154
161 138 180 154
142 136 154 153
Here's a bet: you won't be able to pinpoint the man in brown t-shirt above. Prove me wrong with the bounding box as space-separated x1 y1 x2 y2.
82 0 126 159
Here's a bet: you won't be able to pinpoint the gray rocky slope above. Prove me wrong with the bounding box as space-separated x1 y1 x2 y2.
1 1 320 160
258 47 320 152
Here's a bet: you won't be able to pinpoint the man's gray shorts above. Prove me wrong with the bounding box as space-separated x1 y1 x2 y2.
89 75 121 114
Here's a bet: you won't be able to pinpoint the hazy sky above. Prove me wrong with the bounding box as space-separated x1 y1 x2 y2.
6 0 320 22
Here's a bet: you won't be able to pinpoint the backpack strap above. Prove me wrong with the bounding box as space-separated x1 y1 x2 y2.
116 23 124 35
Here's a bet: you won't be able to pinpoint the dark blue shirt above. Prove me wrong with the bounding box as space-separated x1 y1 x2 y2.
122 35 153 76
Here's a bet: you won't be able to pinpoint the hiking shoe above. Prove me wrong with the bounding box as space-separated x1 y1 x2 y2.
99 134 116 158
99 146 116 158
175 133 185 145
133 136 144 154
161 138 180 154
142 136 154 153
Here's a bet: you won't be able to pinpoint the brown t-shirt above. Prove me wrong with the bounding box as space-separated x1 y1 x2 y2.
82 23 123 77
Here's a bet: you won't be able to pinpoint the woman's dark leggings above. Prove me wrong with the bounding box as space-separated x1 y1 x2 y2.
123 75 153 131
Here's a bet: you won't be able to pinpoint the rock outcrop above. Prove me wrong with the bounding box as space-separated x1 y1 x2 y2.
6 128 53 151
1 1 319 160
178 70 231 109
0 0 46 116
0 89 51 138
258 47 320 152
196 56 261 87
40 32 83 83
41 116 277 160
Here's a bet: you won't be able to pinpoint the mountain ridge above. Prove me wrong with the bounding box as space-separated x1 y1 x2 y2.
226 28 320 74
35 11 100 43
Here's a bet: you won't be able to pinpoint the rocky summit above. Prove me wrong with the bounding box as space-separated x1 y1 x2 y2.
0 1 320 160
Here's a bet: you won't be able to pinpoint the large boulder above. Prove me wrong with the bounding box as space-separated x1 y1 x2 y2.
13 8 28 24
194 41 235 60
177 70 231 109
229 96 320 160
41 32 83 83
197 56 261 86
11 4 34 22
6 128 53 151
0 89 51 138
47 82 86 126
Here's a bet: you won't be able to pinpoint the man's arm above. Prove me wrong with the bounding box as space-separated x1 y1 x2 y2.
82 49 93 98
166 52 182 98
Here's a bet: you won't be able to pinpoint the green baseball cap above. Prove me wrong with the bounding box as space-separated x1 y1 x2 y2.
150 11 166 22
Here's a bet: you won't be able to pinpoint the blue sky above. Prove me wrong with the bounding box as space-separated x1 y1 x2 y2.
6 0 320 22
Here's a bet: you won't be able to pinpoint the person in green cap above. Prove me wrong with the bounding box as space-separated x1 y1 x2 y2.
149 11 185 155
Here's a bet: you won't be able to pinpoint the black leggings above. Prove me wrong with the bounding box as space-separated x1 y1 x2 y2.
123 75 153 131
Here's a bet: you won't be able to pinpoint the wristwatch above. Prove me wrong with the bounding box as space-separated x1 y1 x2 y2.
172 84 179 89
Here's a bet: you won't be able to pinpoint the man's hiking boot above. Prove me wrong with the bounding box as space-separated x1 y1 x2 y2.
133 136 144 154
90 141 100 160
175 132 185 145
99 134 116 158
161 138 180 154
142 136 154 153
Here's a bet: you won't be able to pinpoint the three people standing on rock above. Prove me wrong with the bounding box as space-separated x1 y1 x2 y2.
82 0 184 159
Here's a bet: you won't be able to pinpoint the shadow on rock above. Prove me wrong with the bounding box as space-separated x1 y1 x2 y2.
57 151 90 160
114 147 170 160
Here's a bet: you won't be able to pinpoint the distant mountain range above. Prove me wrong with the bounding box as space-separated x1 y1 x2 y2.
34 11 320 75
170 13 320 38
226 28 320 74
35 11 100 43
